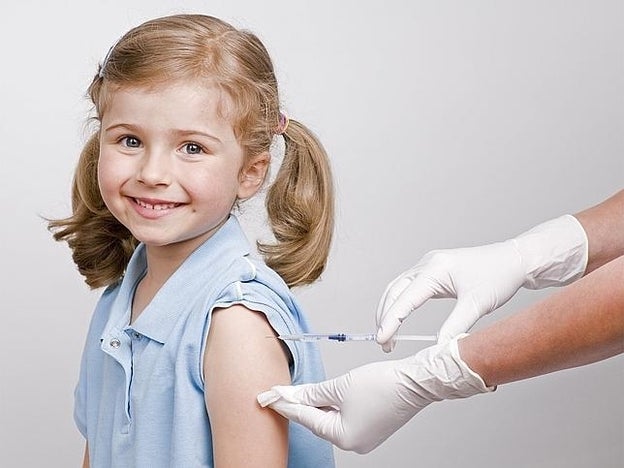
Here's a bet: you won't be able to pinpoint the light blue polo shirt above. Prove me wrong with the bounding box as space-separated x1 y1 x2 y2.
74 216 335 467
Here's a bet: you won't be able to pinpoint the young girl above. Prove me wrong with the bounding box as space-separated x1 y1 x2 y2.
49 14 335 467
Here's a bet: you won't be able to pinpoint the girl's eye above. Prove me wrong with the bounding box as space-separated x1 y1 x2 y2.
182 142 204 155
121 136 141 148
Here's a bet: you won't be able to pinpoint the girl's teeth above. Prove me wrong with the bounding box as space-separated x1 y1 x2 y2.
135 199 178 210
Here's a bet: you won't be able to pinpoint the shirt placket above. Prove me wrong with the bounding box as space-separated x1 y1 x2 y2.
101 328 133 434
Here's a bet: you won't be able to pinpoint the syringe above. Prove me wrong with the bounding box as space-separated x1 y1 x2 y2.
275 333 437 342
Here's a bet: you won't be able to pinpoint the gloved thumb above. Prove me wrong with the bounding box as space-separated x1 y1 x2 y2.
437 298 481 344
258 378 344 409
257 384 347 446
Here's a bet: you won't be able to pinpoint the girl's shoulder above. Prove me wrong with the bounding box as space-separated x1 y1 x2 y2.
215 254 298 314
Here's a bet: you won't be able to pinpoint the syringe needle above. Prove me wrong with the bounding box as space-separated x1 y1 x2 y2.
274 333 437 342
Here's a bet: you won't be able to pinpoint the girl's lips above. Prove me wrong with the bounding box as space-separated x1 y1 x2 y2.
130 197 184 219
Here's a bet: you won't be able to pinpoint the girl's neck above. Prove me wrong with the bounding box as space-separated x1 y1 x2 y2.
130 243 198 322
131 218 229 322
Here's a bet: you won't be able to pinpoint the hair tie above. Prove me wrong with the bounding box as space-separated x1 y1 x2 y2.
276 112 289 135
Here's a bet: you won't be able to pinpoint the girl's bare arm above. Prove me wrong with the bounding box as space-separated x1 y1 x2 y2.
82 443 89 468
204 305 291 467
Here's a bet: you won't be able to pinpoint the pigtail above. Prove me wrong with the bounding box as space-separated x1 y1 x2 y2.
258 120 334 288
48 133 137 288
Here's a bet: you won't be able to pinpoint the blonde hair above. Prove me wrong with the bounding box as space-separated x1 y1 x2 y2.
49 14 334 289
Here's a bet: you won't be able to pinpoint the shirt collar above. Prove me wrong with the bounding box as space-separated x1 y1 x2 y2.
112 215 251 344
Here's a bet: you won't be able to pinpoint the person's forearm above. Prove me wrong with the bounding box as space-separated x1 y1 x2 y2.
575 189 624 274
459 254 624 387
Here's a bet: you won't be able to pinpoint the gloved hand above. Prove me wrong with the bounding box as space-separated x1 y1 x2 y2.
377 214 588 351
257 335 494 454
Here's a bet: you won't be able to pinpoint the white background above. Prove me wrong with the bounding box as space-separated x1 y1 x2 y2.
1 1 622 467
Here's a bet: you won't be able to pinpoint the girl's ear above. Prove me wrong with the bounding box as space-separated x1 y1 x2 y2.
238 152 271 200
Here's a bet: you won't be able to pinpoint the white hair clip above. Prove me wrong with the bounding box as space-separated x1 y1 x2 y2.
98 36 123 79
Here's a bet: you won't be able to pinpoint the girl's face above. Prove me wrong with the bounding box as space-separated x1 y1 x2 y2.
98 81 266 256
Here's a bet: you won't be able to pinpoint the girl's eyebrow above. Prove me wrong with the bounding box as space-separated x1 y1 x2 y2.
103 123 223 144
103 123 138 133
171 129 223 144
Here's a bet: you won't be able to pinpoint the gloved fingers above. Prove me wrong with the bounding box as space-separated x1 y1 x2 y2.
258 386 349 447
258 376 347 409
376 275 439 351
375 274 412 353
257 388 284 408
375 255 441 330
437 297 481 344
375 256 436 327
376 272 413 326
267 392 380 454
379 336 398 353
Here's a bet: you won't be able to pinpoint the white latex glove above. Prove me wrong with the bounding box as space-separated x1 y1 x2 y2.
257 335 493 454
377 214 588 351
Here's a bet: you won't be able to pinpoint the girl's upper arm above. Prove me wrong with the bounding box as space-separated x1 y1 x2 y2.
82 443 89 468
204 304 291 468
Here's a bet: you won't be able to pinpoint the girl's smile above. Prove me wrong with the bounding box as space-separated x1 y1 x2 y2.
130 197 185 219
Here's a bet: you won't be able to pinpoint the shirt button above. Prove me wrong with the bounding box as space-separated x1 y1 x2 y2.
110 338 121 348
133 332 141 339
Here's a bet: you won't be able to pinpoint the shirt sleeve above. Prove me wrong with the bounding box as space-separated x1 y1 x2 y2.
197 254 324 386
205 281 305 381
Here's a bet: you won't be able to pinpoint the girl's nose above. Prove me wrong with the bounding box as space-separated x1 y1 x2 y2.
136 149 172 186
